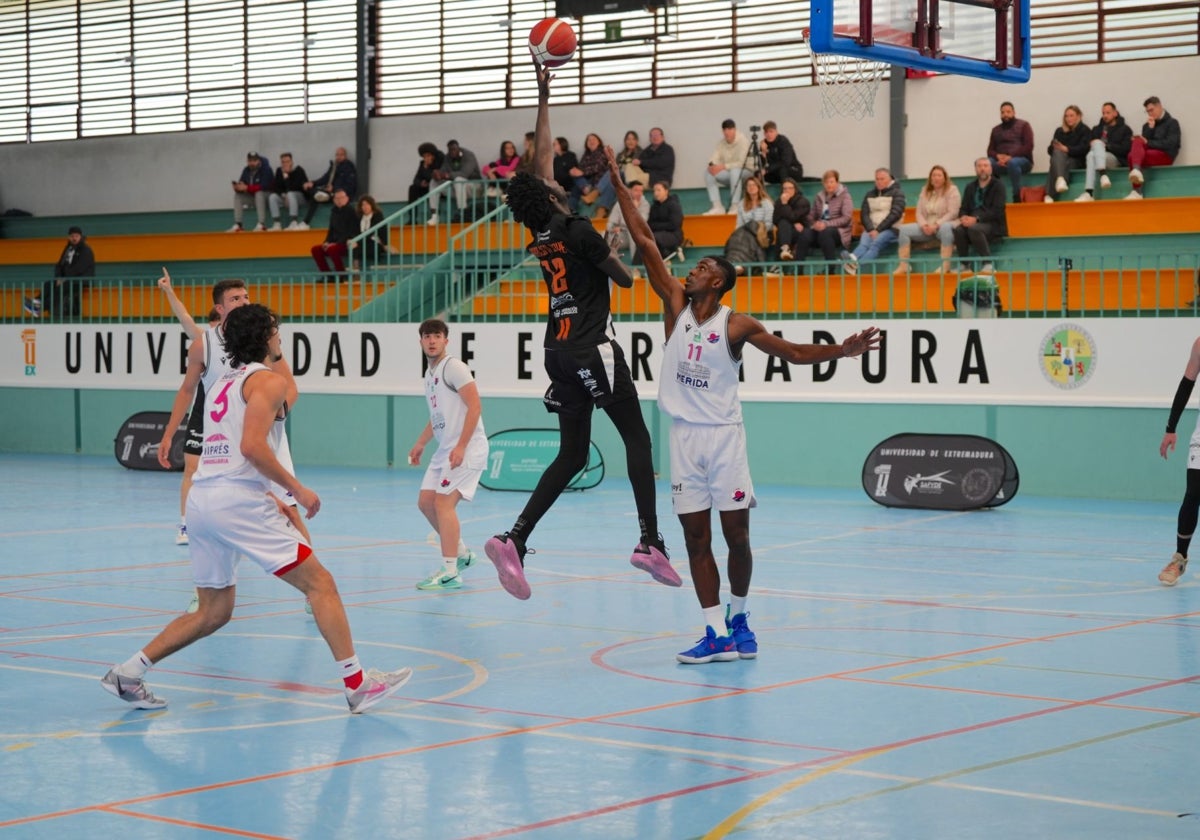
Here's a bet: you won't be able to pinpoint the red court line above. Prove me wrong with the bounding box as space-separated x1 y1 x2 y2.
101 807 291 839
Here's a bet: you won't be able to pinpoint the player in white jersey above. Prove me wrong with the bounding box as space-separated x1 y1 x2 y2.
1156 333 1200 585
608 148 881 664
408 318 489 591
102 304 412 714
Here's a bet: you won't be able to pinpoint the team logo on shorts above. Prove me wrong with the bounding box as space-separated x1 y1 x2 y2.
440 478 451 487
1039 323 1096 390
706 332 721 344
731 488 746 502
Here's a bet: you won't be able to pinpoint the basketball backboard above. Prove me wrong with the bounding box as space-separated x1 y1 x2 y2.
809 0 1031 83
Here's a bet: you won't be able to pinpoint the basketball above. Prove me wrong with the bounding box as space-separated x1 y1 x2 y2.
529 18 576 68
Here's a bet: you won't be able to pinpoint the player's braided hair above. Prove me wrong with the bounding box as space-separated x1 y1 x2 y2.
505 172 554 231
222 303 279 367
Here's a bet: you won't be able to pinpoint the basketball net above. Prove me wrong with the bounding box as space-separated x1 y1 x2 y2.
801 28 889 120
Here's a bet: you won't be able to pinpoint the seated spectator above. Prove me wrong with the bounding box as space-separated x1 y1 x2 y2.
38 225 95 320
350 194 390 271
1042 105 1090 202
845 167 906 274
268 152 309 230
411 142 445 225
568 133 616 219
552 136 578 195
987 101 1034 203
229 151 271 232
604 180 650 259
482 140 520 195
310 188 359 282
953 158 1008 274
704 118 754 215
770 178 810 263
624 127 675 189
302 146 357 227
432 139 483 220
637 180 684 265
722 176 774 268
515 131 537 177
795 170 853 272
1075 102 1133 202
759 121 804 184
1126 95 1182 200
615 131 641 176
894 165 961 275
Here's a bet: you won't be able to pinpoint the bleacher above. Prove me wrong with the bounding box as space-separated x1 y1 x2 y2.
2 168 1198 323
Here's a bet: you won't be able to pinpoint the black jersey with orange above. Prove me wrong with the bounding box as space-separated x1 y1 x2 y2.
528 213 615 349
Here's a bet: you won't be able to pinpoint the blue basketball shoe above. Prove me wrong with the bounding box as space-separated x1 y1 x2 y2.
676 626 738 664
726 608 757 659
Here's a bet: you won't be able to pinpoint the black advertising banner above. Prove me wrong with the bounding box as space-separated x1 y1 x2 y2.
480 428 605 492
114 411 185 472
862 432 1019 510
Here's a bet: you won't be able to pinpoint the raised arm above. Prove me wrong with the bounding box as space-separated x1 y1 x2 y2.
157 268 199 339
533 60 554 181
733 315 881 365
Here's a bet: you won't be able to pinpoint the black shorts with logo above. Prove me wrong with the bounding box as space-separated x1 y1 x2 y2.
542 340 638 416
184 383 205 455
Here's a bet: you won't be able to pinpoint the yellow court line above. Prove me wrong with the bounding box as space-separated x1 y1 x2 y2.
889 656 1005 681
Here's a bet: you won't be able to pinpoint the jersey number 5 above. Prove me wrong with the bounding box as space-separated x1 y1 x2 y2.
210 379 234 423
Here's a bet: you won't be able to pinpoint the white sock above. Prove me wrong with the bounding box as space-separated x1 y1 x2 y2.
180 517 187 527
442 555 458 575
703 605 726 636
457 540 469 557
117 650 152 678
729 594 748 618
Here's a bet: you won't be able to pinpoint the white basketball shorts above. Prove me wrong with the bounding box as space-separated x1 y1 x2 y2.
421 460 484 501
669 420 757 515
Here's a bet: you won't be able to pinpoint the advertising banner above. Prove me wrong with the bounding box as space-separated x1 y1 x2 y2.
862 432 1019 510
114 411 185 471
481 428 604 492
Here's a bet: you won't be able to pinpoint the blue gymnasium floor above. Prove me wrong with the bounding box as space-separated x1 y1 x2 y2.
2 453 1199 839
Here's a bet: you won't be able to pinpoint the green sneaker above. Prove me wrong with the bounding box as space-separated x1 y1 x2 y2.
417 569 463 591
456 549 477 573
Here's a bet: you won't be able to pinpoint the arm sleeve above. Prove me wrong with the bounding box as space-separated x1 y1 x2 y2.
1167 376 1196 433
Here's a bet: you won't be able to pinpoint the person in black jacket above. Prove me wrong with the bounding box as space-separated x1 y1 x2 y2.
1042 105 1090 202
952 158 1008 273
268 152 309 230
38 225 95 320
758 121 804 185
551 136 578 195
770 178 810 262
640 180 684 264
410 142 445 224
310 189 359 281
1126 95 1183 199
624 127 675 189
1076 102 1133 202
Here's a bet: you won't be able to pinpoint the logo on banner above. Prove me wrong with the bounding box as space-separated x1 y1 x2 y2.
903 471 954 495
874 464 892 497
21 328 36 376
1040 323 1096 389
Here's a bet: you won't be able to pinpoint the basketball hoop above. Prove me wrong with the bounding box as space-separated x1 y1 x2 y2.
802 27 890 120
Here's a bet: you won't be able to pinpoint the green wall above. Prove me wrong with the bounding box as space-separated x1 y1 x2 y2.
0 387 1179 502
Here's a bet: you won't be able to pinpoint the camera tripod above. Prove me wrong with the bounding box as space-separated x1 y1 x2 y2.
729 126 767 204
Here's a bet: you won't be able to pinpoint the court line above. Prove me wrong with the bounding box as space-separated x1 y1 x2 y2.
101 806 291 839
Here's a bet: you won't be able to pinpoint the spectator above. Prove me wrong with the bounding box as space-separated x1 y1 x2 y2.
410 142 445 226
568 133 616 219
302 146 358 227
638 180 684 266
482 140 521 195
604 180 650 259
268 152 309 231
795 170 853 273
310 189 358 282
1042 105 1090 202
228 151 271 232
844 167 906 274
1075 102 1133 202
704 118 753 215
894 164 961 275
953 157 1008 274
432 139 483 221
624 127 675 189
552 136 578 195
34 225 95 320
758 121 804 185
350 194 390 271
770 178 810 263
1126 95 1182 200
723 175 774 269
515 131 537 177
987 101 1034 203
615 131 642 177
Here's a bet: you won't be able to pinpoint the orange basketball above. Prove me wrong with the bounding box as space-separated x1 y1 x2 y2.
529 18 577 68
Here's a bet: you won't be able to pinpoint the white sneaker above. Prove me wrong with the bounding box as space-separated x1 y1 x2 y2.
1124 190 1143 200
1043 195 1055 204
1099 173 1112 190
979 262 995 275
345 667 413 714
703 205 725 216
252 223 266 232
226 223 243 233
426 212 439 226
269 221 282 231
101 668 167 710
1074 192 1094 202
286 220 300 230
176 524 189 545
1129 168 1144 186
1054 176 1068 194
294 221 310 230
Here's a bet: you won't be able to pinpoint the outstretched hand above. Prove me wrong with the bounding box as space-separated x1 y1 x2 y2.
533 57 554 99
603 145 620 180
157 267 172 293
840 327 882 358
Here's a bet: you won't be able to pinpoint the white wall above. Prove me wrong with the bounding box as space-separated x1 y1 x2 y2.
1 55 1196 216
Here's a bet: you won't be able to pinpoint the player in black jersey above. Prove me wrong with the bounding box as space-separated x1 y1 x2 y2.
483 61 678 600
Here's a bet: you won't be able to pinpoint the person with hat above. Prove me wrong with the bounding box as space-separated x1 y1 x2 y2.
228 151 272 232
31 225 95 320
